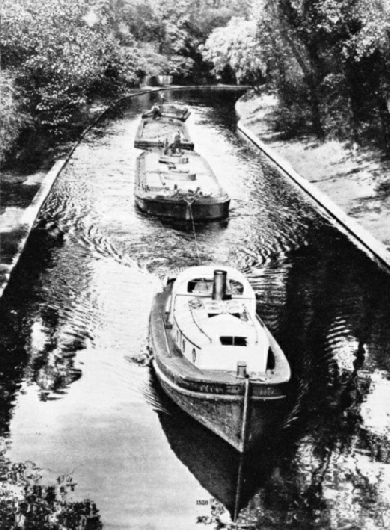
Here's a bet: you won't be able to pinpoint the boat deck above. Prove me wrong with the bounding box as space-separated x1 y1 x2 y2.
134 117 194 150
143 104 190 121
137 151 225 198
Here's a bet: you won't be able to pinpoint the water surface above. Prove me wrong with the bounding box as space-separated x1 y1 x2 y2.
0 89 390 529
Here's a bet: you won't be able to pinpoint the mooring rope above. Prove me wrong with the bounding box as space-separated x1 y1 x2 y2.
186 199 201 265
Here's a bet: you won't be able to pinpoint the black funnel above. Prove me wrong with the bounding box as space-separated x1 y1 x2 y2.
212 270 227 301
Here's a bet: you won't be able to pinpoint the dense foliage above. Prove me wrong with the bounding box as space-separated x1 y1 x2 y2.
201 18 265 88
252 0 390 143
0 0 251 164
202 0 390 146
1 0 137 163
1 0 390 165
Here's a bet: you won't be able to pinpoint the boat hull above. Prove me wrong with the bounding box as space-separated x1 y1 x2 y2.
152 358 287 452
134 150 230 221
149 289 290 452
135 195 230 221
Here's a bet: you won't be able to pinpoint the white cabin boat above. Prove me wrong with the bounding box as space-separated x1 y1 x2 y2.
149 265 291 452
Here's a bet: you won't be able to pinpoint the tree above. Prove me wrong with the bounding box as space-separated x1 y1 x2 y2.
0 72 31 164
133 0 254 81
1 0 140 132
253 0 390 143
201 17 266 88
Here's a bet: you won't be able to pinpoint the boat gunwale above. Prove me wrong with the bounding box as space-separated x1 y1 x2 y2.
134 151 230 218
152 357 285 401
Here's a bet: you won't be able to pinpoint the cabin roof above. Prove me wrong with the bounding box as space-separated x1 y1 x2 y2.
174 297 262 348
171 265 255 299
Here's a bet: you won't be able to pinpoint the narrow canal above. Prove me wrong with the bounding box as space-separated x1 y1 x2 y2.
1 89 390 529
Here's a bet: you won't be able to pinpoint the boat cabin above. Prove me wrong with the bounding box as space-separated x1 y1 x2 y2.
166 266 269 374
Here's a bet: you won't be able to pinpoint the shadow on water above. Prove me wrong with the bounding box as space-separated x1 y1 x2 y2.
0 226 88 435
248 234 390 528
146 369 290 524
0 452 102 529
0 230 103 529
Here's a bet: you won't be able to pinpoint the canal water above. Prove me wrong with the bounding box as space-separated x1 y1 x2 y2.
1 89 390 529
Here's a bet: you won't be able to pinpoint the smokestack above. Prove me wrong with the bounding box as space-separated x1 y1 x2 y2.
212 269 227 301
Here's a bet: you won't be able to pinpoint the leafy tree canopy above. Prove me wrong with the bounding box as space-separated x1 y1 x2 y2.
201 17 266 87
1 0 140 128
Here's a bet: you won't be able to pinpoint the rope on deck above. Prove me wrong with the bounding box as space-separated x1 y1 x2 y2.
240 378 251 452
186 199 201 265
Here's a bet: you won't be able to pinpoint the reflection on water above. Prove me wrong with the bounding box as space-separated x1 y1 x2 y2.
0 89 390 528
148 370 281 523
0 449 101 528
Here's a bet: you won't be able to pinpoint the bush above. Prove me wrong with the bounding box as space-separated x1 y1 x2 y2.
0 71 31 165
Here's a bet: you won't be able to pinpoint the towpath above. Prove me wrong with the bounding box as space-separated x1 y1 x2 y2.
237 94 390 254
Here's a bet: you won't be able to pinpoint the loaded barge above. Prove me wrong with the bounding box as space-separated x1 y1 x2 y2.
134 104 194 150
134 151 230 221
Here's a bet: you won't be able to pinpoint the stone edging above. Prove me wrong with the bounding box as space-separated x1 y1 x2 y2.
236 101 390 272
0 159 67 300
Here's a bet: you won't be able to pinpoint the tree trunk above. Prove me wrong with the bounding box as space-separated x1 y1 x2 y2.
308 83 324 140
274 3 325 139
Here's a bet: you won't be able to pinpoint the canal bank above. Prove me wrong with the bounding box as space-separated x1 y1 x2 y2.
236 93 390 269
0 88 162 301
0 160 67 299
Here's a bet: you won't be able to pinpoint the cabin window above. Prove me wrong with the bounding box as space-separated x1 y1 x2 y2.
220 336 247 346
182 338 186 353
188 278 213 294
266 347 275 370
229 280 244 295
188 278 244 296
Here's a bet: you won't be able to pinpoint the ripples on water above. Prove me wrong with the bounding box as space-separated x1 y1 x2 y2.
0 89 390 529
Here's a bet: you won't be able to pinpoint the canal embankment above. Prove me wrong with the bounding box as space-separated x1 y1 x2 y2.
237 93 390 270
0 160 67 300
0 88 161 301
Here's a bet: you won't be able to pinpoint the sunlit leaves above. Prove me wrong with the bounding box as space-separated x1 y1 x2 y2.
1 0 140 132
0 71 31 163
202 17 266 86
250 0 390 141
